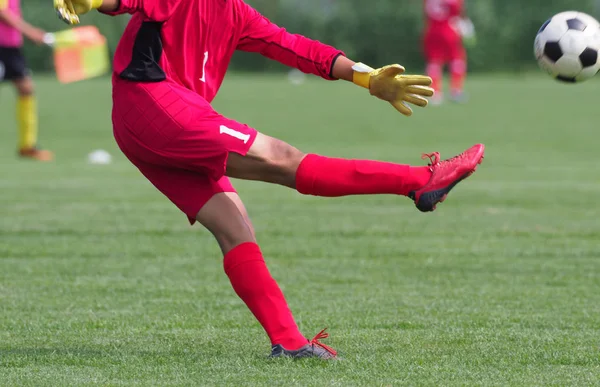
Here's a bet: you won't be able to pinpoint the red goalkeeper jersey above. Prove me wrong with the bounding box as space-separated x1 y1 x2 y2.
105 0 344 103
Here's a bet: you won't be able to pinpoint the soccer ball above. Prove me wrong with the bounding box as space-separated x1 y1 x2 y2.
534 11 600 83
88 149 112 165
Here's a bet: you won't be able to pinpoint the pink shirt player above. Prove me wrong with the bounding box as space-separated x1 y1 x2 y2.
0 0 23 47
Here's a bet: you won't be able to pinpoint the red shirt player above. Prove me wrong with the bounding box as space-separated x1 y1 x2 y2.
423 0 472 103
54 0 484 359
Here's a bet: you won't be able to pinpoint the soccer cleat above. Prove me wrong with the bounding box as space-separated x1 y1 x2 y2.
19 147 54 162
270 328 337 360
429 93 444 106
450 91 469 104
409 144 485 212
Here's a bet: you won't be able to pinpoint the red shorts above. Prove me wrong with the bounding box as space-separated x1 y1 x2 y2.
423 28 465 63
111 78 257 224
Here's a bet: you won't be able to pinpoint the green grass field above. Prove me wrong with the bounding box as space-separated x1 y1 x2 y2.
1 73 599 386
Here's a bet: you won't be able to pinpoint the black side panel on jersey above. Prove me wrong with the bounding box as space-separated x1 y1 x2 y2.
120 22 166 82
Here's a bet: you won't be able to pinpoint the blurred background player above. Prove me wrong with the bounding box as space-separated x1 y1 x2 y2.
423 0 474 104
0 0 53 161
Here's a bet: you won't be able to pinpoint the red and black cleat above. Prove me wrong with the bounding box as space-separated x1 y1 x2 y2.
409 143 485 212
270 328 337 360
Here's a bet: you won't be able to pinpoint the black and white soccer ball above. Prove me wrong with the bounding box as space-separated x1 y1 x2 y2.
534 11 600 83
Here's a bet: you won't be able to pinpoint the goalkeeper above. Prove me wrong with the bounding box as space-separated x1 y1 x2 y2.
54 0 485 359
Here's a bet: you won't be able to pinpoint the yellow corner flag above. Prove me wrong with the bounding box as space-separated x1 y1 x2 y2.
44 26 110 84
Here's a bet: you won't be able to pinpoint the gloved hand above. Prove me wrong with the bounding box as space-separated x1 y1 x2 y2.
352 63 434 116
54 0 103 25
455 17 477 47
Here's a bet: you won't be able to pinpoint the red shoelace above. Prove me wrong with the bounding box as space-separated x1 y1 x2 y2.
423 150 469 171
309 328 337 357
421 152 441 171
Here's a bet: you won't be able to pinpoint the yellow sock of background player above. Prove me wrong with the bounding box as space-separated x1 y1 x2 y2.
1 0 54 161
16 94 53 161
17 94 37 149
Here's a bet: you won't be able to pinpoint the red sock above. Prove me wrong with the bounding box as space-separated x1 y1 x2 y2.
450 59 466 95
295 154 431 197
224 242 307 350
426 62 443 95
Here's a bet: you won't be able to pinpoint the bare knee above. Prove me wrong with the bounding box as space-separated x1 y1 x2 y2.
262 137 304 177
14 77 34 96
227 133 306 188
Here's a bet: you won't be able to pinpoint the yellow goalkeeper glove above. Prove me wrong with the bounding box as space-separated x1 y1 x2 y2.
54 0 103 25
352 63 434 116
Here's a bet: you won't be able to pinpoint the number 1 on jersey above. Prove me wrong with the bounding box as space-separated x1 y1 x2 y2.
199 51 209 82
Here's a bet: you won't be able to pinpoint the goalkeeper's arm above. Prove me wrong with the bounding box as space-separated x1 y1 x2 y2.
235 0 432 116
96 0 117 12
329 55 356 82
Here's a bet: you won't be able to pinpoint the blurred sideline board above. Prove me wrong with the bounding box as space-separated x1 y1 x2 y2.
44 26 110 84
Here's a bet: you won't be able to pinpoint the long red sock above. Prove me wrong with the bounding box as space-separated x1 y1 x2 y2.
224 242 308 350
426 62 443 95
295 154 431 197
450 58 466 95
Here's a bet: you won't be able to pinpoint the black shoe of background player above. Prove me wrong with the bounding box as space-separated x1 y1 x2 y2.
270 328 337 360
